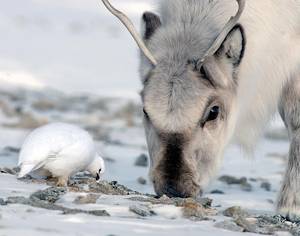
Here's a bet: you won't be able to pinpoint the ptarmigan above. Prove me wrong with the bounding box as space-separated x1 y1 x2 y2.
18 123 105 186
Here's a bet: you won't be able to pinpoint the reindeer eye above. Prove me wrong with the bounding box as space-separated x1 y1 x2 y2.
207 106 220 122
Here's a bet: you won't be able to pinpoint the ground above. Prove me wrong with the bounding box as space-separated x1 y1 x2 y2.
0 87 299 236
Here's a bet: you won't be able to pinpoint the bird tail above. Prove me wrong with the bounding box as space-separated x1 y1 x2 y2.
18 164 36 178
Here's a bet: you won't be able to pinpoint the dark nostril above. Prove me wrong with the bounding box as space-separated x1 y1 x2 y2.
163 184 186 198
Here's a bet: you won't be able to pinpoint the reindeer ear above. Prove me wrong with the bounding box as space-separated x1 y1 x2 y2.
142 12 161 40
215 24 246 66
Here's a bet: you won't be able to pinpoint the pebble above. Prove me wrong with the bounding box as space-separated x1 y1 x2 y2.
73 194 99 204
214 220 244 232
137 177 147 185
30 187 67 203
219 175 253 192
210 189 225 194
223 206 250 218
261 182 272 191
129 204 155 217
0 198 6 206
134 154 148 167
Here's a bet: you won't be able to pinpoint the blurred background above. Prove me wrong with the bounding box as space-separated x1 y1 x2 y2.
0 0 158 98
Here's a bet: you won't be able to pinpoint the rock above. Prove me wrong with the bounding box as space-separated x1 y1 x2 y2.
181 198 217 220
134 154 148 167
88 181 140 196
137 177 147 185
129 204 155 217
0 198 7 205
214 220 244 232
261 182 272 191
6 196 30 205
196 198 213 208
73 194 99 204
4 113 48 129
182 200 207 220
30 187 67 203
234 217 258 233
241 182 253 192
0 167 17 175
210 189 225 194
219 175 253 192
265 128 289 141
219 175 248 185
223 206 250 219
85 210 110 217
3 146 20 153
32 100 56 111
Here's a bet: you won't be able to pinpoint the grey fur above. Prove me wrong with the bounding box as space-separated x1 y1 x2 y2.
278 76 300 218
137 0 300 217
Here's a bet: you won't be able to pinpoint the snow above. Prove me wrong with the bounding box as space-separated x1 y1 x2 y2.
0 0 290 235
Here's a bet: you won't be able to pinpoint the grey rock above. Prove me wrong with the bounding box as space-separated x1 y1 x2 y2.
241 182 253 192
0 198 7 205
234 217 258 233
6 196 31 205
223 206 250 219
219 175 248 185
210 189 225 194
88 181 140 196
265 128 289 141
134 154 148 167
261 182 272 191
214 220 244 232
3 146 20 153
30 187 67 203
137 177 147 185
219 175 253 192
73 194 99 204
0 167 17 175
129 204 155 217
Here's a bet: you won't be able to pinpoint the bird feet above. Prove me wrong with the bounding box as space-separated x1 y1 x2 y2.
56 176 69 187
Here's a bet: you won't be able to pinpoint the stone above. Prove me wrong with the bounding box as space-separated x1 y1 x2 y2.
137 177 147 185
0 198 6 205
219 175 253 192
30 187 67 203
214 220 244 232
210 189 225 194
129 205 155 217
6 196 30 205
219 175 248 185
261 182 272 191
134 154 148 167
73 194 99 204
223 206 250 219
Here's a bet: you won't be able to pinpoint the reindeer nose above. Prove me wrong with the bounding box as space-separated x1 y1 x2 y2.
163 184 188 198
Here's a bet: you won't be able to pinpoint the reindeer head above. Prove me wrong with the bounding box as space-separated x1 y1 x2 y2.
102 0 246 198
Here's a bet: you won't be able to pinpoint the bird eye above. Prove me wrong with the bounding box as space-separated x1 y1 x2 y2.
99 168 102 173
206 106 220 122
96 173 100 181
143 108 149 119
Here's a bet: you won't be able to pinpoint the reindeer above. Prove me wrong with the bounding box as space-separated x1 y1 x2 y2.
101 0 300 218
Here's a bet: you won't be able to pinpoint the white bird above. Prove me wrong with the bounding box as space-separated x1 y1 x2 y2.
18 123 105 186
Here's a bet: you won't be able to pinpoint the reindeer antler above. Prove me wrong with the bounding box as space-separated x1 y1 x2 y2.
101 0 157 66
200 0 246 64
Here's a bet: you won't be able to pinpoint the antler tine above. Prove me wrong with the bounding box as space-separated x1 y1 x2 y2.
200 0 246 63
101 0 157 66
